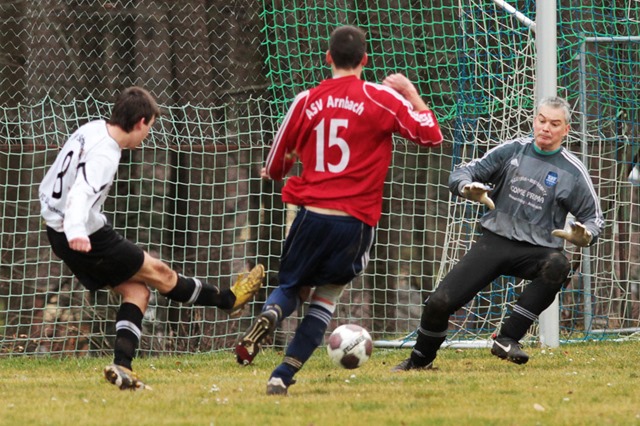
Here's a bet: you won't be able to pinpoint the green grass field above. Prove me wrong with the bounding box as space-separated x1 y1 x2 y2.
1 340 638 425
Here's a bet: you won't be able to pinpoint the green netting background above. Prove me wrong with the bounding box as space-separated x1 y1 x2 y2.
0 1 639 356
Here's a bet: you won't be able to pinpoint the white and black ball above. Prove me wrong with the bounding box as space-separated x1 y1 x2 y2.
326 324 373 369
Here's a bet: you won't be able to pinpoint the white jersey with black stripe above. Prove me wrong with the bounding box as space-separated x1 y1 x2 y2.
39 120 122 240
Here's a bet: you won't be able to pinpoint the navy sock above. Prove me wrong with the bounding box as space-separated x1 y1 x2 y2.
263 287 300 319
271 360 300 387
272 305 331 385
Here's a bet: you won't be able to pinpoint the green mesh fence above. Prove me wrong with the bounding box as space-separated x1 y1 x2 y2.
0 1 639 357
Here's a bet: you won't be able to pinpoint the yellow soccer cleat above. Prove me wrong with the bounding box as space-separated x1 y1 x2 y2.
225 264 265 317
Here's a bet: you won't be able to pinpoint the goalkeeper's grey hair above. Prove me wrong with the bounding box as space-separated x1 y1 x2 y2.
536 96 571 123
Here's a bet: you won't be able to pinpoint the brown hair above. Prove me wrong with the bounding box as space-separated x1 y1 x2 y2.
108 86 161 132
329 25 366 69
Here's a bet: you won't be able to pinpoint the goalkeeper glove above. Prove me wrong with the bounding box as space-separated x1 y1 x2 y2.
461 182 495 210
551 221 592 247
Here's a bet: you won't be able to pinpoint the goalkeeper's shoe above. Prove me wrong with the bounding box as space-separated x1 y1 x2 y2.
235 309 278 365
391 357 434 372
224 264 265 317
104 364 151 391
266 377 296 396
491 335 529 365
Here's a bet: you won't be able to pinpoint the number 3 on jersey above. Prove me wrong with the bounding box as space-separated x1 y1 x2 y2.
314 118 350 173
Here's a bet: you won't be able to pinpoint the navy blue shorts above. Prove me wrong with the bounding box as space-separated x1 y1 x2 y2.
46 224 145 291
278 207 375 290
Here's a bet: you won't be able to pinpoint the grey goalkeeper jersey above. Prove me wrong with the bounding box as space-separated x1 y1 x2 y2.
450 137 604 249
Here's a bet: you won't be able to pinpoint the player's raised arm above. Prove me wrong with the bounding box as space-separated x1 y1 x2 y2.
376 74 443 146
382 73 430 112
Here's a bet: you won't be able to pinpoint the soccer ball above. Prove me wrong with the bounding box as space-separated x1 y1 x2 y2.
326 324 373 369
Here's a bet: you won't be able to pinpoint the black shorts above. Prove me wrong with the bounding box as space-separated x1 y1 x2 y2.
46 224 145 291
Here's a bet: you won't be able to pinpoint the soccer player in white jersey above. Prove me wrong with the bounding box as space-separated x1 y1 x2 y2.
394 96 604 371
39 86 264 390
234 25 444 395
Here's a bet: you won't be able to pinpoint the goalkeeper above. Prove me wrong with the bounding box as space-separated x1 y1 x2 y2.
39 86 264 390
394 96 603 371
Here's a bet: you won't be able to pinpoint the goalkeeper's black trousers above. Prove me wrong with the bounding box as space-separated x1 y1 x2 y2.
420 230 571 343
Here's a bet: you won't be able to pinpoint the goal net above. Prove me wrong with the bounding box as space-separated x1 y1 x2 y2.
0 1 639 357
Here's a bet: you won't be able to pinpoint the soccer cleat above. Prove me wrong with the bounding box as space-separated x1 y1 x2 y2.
265 377 296 396
391 357 434 372
235 309 278 365
491 335 529 365
224 264 265 317
103 364 151 391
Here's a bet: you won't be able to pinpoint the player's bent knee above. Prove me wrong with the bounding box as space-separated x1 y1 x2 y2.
541 252 571 285
113 282 151 312
310 284 345 314
139 253 176 289
423 292 455 319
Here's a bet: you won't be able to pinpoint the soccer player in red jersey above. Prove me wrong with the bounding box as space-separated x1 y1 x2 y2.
235 25 443 395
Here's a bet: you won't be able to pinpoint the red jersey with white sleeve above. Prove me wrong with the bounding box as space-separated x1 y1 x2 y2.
264 75 443 226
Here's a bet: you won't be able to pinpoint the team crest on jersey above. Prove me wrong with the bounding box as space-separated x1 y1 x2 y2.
545 171 558 187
